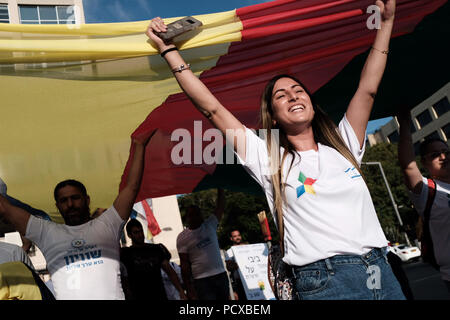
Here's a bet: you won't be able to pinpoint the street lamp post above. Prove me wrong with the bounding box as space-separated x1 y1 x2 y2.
362 161 412 246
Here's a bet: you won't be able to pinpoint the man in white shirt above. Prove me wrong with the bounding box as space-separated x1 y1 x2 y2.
176 189 229 300
0 133 154 299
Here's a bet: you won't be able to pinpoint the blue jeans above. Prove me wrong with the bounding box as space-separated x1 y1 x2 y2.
292 248 406 300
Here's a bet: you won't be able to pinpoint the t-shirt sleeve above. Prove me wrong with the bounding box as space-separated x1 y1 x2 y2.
338 114 366 165
9 245 34 270
25 215 48 252
17 247 34 270
176 232 188 254
234 127 272 187
157 243 171 261
408 176 428 217
96 206 126 242
157 245 167 263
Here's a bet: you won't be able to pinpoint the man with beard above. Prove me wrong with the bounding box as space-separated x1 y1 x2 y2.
0 134 153 299
225 230 248 300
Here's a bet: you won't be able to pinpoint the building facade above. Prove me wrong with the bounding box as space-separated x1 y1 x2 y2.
367 82 450 153
0 0 85 24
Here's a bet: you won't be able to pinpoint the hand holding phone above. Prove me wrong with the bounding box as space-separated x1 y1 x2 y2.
155 16 202 42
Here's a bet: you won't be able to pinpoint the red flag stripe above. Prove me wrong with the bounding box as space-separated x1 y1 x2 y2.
241 0 357 29
200 34 373 88
241 8 363 40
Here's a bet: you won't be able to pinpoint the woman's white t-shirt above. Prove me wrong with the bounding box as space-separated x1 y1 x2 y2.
236 115 388 267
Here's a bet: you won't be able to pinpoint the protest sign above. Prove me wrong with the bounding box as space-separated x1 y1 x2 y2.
231 243 275 300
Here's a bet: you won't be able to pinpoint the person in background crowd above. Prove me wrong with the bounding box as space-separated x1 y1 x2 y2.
0 261 55 300
225 229 248 300
1 234 54 300
157 243 185 300
397 108 450 293
0 241 34 269
121 218 187 300
176 189 229 300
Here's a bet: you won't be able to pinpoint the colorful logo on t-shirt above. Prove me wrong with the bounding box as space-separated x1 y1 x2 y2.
297 171 316 198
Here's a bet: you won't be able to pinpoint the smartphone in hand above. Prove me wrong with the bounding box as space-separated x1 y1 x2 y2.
156 16 202 42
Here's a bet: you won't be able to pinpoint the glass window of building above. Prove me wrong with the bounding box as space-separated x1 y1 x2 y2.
442 123 450 141
410 119 416 133
416 109 433 128
433 97 450 117
388 130 399 143
0 4 9 23
424 131 441 141
19 5 75 24
57 6 76 24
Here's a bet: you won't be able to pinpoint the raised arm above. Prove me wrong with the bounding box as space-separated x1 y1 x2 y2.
214 188 225 221
146 19 247 160
0 195 31 236
113 132 155 221
346 0 395 147
397 108 423 194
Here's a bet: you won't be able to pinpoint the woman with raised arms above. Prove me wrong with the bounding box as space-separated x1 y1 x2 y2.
147 0 404 300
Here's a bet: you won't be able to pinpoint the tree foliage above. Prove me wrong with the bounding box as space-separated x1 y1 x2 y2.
362 142 420 243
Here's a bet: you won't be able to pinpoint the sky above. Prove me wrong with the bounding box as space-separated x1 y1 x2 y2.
366 117 393 134
83 0 392 133
83 0 268 23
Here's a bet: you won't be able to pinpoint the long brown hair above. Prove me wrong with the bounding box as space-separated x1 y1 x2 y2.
259 74 364 251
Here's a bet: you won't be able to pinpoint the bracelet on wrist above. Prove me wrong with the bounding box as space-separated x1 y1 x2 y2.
171 63 191 74
371 46 389 55
161 47 178 58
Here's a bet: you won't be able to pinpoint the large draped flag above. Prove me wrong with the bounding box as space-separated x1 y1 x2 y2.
0 0 447 218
